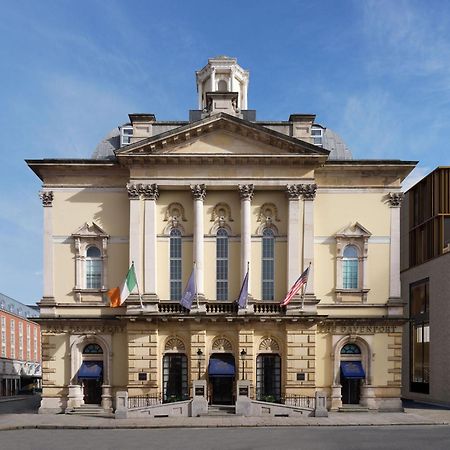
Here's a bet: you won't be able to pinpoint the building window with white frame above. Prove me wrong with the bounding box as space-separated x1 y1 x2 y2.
86 245 102 289
216 228 229 301
1 316 6 358
342 245 359 289
120 125 133 146
170 228 182 301
26 324 31 360
311 126 323 147
262 228 275 300
10 319 15 359
19 322 23 360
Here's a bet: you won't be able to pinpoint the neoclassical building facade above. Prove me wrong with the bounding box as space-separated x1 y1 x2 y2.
28 57 415 413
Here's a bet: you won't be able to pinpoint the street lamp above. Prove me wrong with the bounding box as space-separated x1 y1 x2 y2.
197 348 203 379
240 349 247 380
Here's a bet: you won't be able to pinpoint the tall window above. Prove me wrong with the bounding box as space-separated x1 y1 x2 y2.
410 279 430 393
256 354 281 402
170 228 182 300
216 228 229 300
343 245 358 289
86 246 102 289
163 354 188 402
10 319 15 359
262 228 275 300
1 316 6 358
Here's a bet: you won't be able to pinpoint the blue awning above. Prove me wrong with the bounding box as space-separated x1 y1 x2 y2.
78 361 103 380
341 361 365 379
208 355 235 377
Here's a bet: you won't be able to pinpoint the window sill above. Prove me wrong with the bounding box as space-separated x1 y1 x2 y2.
73 288 108 293
335 289 370 294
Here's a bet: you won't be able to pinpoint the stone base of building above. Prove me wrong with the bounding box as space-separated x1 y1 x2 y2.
39 396 67 414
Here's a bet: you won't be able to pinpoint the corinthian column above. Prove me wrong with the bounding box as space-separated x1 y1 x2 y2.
239 184 254 296
301 184 317 296
191 184 206 299
127 183 142 289
142 184 159 300
39 191 55 304
286 185 302 291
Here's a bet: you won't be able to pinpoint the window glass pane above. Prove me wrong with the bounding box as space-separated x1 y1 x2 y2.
86 259 102 289
170 229 182 301
262 229 275 301
343 260 358 289
86 246 101 258
216 229 228 300
343 245 358 258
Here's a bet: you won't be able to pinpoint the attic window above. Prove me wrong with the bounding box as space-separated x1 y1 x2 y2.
311 127 323 147
121 126 133 146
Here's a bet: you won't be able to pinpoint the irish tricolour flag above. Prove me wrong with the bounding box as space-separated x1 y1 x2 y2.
108 263 138 308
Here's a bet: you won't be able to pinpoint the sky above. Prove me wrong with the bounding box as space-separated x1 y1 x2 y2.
0 0 449 305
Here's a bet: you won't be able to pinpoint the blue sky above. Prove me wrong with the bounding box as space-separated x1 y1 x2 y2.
0 0 449 305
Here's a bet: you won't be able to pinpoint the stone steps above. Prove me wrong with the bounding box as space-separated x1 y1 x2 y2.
200 405 237 416
66 405 114 418
338 405 369 413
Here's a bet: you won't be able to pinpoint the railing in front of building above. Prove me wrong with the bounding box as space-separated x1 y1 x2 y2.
157 301 284 315
281 393 315 410
128 393 162 409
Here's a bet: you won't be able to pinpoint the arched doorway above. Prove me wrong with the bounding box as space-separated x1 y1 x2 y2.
162 353 188 403
78 343 103 405
340 343 365 405
208 353 236 405
256 354 281 403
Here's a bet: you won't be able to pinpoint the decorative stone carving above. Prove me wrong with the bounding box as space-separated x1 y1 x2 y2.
300 184 317 201
387 192 404 207
259 337 280 352
191 184 206 200
238 184 254 200
141 183 159 200
286 184 301 200
257 203 280 224
126 183 140 200
211 202 234 223
165 203 187 222
39 191 54 207
164 337 186 352
212 337 232 352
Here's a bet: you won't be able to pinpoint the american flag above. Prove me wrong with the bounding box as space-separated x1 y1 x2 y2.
280 266 310 307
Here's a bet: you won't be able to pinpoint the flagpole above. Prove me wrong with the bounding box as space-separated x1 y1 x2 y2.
194 261 199 308
300 262 312 310
132 261 144 309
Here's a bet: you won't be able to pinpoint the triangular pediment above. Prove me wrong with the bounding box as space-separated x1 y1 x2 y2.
116 113 329 160
335 222 372 238
72 222 109 238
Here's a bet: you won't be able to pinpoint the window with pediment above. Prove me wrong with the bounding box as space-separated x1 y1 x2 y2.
72 222 109 292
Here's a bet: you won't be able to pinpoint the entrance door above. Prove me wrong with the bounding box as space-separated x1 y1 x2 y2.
83 379 102 404
341 377 360 404
211 377 234 405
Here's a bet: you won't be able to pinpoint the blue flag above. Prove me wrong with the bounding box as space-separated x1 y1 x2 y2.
237 268 249 309
180 268 196 310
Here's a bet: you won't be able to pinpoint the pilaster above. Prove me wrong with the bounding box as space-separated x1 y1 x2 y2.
286 185 302 290
39 191 55 305
301 184 317 297
127 183 143 290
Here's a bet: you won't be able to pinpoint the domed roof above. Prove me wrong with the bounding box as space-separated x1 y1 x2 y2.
322 128 353 160
92 127 121 160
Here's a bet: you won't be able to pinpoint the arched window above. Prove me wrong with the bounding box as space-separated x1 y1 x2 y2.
86 246 102 289
170 228 182 300
163 353 188 402
262 228 275 300
216 228 229 301
83 343 103 354
218 79 228 92
256 354 281 402
341 343 361 355
343 245 358 289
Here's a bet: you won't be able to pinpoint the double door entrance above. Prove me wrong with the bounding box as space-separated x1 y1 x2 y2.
208 353 236 405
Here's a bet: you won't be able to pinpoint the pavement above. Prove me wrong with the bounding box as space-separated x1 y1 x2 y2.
0 397 449 430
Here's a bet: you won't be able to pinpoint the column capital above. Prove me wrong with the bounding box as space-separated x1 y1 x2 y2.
286 184 301 200
387 192 404 207
141 183 160 201
300 183 317 201
191 184 206 200
238 184 254 200
126 183 140 200
39 191 54 207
